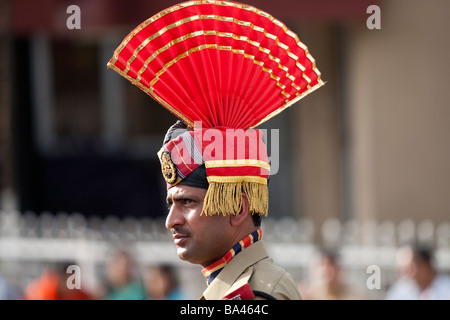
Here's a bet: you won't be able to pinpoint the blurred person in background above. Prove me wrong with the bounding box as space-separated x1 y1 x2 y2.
385 244 450 300
24 261 91 300
299 249 367 300
0 273 23 300
144 264 189 300
100 247 147 300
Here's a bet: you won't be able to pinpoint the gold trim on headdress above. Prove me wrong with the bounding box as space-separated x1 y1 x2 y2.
203 181 268 217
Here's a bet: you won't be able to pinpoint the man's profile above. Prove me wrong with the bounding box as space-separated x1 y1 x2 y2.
107 0 323 300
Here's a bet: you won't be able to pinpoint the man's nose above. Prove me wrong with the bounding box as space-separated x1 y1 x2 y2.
165 204 184 229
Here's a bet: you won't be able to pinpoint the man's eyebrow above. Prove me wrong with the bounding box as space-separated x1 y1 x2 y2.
173 194 195 201
166 193 196 203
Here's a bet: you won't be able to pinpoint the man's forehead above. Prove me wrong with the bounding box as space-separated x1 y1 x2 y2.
167 185 206 198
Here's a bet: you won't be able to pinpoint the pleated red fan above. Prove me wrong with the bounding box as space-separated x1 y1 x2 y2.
107 0 324 129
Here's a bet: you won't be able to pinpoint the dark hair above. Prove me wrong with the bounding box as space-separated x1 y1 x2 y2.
410 244 434 265
159 264 179 288
252 213 262 227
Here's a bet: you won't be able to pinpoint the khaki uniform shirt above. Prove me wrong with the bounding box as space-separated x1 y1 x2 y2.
200 240 301 300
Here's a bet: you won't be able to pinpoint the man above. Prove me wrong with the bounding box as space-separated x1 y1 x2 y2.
162 121 301 300
385 244 450 300
300 249 367 300
107 0 323 300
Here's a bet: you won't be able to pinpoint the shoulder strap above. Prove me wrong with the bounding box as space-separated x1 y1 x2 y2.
252 290 278 300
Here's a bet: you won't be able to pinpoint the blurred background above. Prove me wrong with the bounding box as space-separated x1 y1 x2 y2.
0 0 449 300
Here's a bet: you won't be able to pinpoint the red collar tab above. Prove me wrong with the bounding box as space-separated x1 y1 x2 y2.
223 283 255 300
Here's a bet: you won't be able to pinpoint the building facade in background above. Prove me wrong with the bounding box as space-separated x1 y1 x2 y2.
0 0 449 232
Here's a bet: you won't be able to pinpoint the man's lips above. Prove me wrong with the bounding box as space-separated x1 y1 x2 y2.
172 233 190 245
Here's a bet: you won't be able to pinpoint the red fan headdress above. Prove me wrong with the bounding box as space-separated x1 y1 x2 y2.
108 0 324 216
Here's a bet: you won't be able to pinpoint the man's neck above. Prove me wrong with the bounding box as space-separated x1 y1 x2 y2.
201 228 262 285
201 226 259 269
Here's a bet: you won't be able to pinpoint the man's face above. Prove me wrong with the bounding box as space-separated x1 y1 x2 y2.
165 184 231 267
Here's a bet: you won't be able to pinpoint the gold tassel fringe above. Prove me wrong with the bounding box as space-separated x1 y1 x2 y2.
202 182 269 217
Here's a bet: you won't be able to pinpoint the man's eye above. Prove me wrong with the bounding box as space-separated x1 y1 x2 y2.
184 199 193 204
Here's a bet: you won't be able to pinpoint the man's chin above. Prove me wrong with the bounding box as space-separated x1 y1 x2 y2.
176 247 190 261
176 247 201 265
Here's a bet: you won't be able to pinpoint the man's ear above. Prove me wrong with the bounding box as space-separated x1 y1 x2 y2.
230 194 250 227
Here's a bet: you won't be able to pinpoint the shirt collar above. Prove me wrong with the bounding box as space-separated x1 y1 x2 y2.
201 228 262 285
